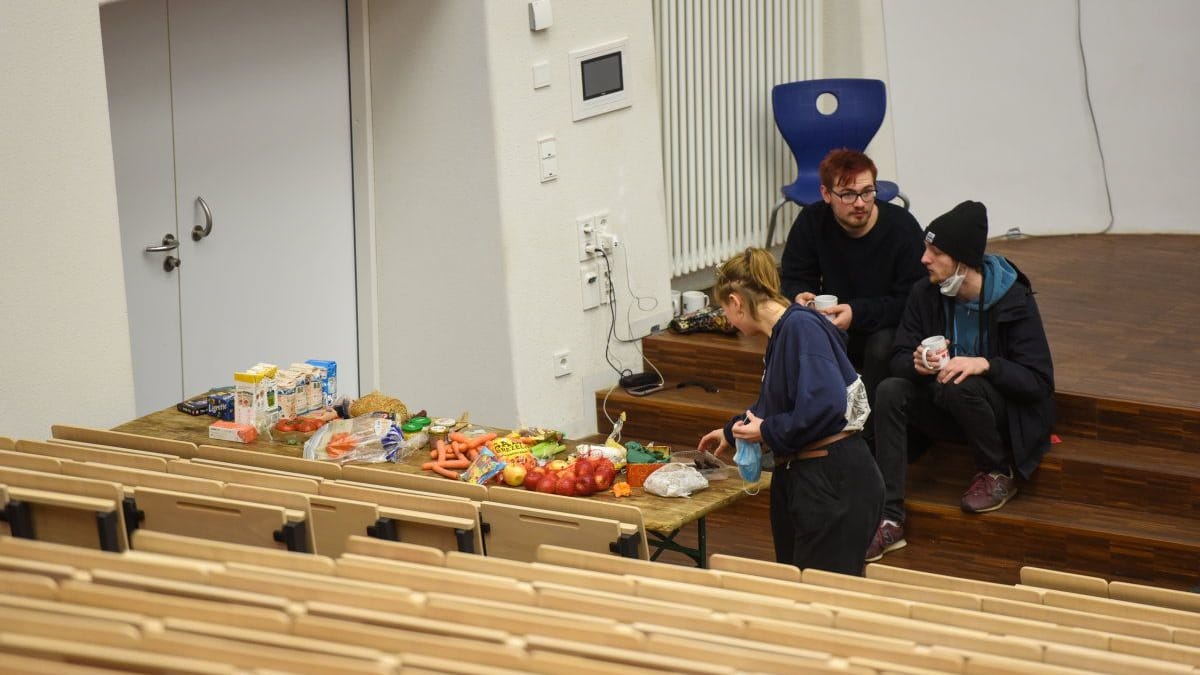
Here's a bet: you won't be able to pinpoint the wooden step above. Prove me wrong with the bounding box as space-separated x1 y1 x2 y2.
897 481 1200 591
640 330 766 395
907 437 1200 521
638 332 1200 449
596 384 756 449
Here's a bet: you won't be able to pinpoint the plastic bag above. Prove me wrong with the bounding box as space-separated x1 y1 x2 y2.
303 415 411 464
643 462 709 498
462 446 506 485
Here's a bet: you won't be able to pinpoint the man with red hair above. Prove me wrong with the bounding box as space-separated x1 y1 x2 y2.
780 149 925 427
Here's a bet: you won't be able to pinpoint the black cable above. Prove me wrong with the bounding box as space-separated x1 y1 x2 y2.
1076 0 1115 234
598 249 631 378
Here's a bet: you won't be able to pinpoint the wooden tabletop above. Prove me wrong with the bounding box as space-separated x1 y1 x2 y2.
113 407 769 533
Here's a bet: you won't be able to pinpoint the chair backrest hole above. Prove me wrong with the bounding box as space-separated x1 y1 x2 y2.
816 92 839 116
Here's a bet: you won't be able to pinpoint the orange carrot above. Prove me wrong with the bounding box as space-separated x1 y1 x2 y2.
448 431 471 445
440 458 470 470
430 464 460 480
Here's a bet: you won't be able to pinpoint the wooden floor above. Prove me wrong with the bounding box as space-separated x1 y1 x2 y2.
987 234 1200 409
619 234 1200 587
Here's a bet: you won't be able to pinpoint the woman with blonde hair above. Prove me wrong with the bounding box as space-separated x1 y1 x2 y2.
699 247 884 574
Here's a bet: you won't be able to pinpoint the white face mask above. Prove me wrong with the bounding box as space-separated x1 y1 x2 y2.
939 263 966 296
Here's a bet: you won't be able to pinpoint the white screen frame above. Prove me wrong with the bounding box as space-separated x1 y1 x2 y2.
569 38 631 122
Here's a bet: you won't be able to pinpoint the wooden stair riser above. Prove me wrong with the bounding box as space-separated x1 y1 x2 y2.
907 444 1200 521
1054 391 1200 453
903 502 1200 592
638 333 1200 452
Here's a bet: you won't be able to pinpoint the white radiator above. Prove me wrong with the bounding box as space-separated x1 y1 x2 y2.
654 0 822 276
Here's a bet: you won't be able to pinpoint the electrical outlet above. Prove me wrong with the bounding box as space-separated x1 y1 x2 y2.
580 263 600 310
599 269 612 304
577 215 597 261
553 349 572 377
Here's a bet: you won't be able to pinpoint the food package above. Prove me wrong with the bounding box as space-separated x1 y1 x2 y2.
303 415 410 464
642 462 709 498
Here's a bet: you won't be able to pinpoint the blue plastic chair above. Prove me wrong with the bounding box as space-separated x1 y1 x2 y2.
764 78 909 247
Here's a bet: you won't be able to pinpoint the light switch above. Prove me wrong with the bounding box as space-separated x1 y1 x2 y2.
538 135 558 183
540 155 558 182
532 61 551 89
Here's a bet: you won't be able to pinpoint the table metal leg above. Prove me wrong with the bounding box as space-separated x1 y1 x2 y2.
646 516 708 568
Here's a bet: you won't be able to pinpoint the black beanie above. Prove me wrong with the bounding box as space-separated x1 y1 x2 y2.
924 200 988 269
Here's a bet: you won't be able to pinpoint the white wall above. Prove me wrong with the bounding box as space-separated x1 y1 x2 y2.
368 1 519 425
880 0 1200 235
483 0 672 436
368 0 671 437
0 2 136 437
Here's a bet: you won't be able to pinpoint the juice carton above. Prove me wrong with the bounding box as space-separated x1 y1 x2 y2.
233 370 264 426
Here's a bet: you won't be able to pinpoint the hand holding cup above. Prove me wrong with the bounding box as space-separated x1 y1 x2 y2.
918 335 950 371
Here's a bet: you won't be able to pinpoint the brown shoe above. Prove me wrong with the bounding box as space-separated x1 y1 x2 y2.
865 520 906 562
961 471 1017 513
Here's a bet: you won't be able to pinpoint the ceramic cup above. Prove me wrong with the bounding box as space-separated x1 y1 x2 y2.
919 335 950 370
682 290 709 314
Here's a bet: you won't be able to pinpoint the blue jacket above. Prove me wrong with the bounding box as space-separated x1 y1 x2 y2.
890 256 1055 478
724 304 860 453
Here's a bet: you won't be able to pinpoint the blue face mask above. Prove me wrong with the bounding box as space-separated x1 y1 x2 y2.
734 438 763 485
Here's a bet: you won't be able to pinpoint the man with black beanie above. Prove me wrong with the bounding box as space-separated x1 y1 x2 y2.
865 200 1055 562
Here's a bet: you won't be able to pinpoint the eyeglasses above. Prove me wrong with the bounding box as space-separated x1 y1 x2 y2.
832 187 877 205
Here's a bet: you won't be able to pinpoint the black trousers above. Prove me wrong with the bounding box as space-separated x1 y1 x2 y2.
769 435 884 575
873 375 1011 523
845 327 895 411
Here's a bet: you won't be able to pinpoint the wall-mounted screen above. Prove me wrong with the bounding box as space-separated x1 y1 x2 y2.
581 52 623 101
570 38 631 122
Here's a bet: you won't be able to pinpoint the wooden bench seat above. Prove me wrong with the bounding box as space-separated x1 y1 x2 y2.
15 439 172 472
50 425 197 458
131 529 335 575
194 444 342 479
0 467 128 551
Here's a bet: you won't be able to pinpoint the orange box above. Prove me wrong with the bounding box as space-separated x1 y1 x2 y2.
208 421 258 444
625 462 667 488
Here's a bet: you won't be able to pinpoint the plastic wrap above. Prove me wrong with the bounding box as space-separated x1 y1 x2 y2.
642 462 709 498
303 415 412 464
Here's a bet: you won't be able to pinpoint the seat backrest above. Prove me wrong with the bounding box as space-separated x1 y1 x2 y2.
772 78 887 202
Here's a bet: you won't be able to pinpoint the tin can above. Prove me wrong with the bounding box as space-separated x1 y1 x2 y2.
426 424 449 448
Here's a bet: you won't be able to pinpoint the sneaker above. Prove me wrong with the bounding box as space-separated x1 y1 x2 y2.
865 520 906 562
961 471 1017 513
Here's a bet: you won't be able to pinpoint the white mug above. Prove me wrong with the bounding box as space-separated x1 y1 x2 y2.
670 290 682 317
682 290 709 314
919 335 949 370
809 294 838 311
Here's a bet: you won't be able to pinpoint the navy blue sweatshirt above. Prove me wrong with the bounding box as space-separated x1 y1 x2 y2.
724 304 860 453
780 201 926 334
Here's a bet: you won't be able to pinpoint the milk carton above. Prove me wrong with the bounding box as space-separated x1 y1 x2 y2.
306 359 337 406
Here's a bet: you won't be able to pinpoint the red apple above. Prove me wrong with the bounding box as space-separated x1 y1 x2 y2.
573 457 594 477
536 475 558 493
594 458 615 475
594 466 616 491
523 467 546 489
555 477 577 497
575 474 597 496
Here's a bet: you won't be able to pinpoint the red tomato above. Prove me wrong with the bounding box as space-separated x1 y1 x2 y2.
275 419 297 433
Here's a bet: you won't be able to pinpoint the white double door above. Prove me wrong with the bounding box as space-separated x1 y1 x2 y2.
102 0 359 416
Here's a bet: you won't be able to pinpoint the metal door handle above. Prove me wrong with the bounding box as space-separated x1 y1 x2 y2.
191 196 213 241
144 233 179 252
